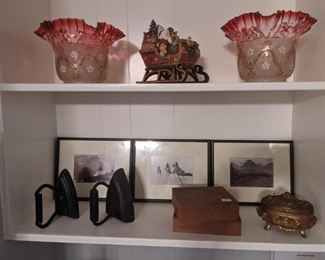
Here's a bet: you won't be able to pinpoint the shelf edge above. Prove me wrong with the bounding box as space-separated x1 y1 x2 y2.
8 233 325 252
0 82 325 92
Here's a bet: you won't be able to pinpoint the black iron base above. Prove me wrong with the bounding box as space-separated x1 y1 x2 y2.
137 64 209 83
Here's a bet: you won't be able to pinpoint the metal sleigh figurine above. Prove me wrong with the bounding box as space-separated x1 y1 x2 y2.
137 20 209 83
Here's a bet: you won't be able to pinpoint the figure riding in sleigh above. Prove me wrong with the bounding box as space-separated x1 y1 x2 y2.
137 20 209 83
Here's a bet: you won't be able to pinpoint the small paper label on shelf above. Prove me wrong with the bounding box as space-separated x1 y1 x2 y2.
274 252 324 260
221 198 232 202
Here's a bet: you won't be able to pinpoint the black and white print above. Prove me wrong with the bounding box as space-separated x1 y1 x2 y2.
150 155 193 185
74 154 115 183
230 157 274 188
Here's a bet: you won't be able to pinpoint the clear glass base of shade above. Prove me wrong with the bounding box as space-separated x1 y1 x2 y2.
236 38 297 82
243 78 287 82
54 44 109 83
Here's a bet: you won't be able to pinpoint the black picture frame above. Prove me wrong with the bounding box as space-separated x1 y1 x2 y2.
55 137 132 200
130 138 210 202
211 140 294 205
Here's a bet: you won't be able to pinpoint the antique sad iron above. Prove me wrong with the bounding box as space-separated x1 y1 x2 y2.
35 169 79 228
90 168 134 226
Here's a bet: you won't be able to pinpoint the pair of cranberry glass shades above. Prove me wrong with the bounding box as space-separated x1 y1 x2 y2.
35 10 317 83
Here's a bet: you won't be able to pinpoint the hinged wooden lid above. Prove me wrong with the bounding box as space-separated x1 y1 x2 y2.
172 186 238 207
172 187 239 222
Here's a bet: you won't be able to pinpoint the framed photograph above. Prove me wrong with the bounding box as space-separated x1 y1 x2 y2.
212 140 294 205
131 139 210 202
56 138 131 199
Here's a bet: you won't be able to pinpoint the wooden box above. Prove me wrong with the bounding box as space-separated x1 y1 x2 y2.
173 216 241 236
172 187 239 222
172 187 241 236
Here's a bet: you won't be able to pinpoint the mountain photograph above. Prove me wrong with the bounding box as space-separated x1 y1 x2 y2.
230 157 274 188
74 154 115 183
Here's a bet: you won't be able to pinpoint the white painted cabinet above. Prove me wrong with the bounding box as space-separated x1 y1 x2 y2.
0 1 324 259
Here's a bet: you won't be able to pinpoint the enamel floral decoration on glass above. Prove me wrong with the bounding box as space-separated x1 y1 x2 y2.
221 11 317 82
35 18 125 83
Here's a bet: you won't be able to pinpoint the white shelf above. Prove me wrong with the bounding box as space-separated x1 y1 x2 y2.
10 202 325 252
0 0 324 257
0 82 325 93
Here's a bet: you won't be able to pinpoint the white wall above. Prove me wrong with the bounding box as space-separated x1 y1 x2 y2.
56 92 293 140
292 92 325 234
0 61 62 259
295 0 325 81
1 93 58 232
0 0 54 83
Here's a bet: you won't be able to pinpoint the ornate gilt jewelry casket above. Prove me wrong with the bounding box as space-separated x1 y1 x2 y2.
257 192 317 238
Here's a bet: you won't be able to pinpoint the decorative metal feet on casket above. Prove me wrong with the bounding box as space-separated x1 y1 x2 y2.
137 20 209 84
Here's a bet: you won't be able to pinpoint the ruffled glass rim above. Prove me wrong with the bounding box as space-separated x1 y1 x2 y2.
34 18 125 46
221 10 317 42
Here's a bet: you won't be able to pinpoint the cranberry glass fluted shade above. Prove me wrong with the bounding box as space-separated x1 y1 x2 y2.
221 11 317 82
35 18 125 83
